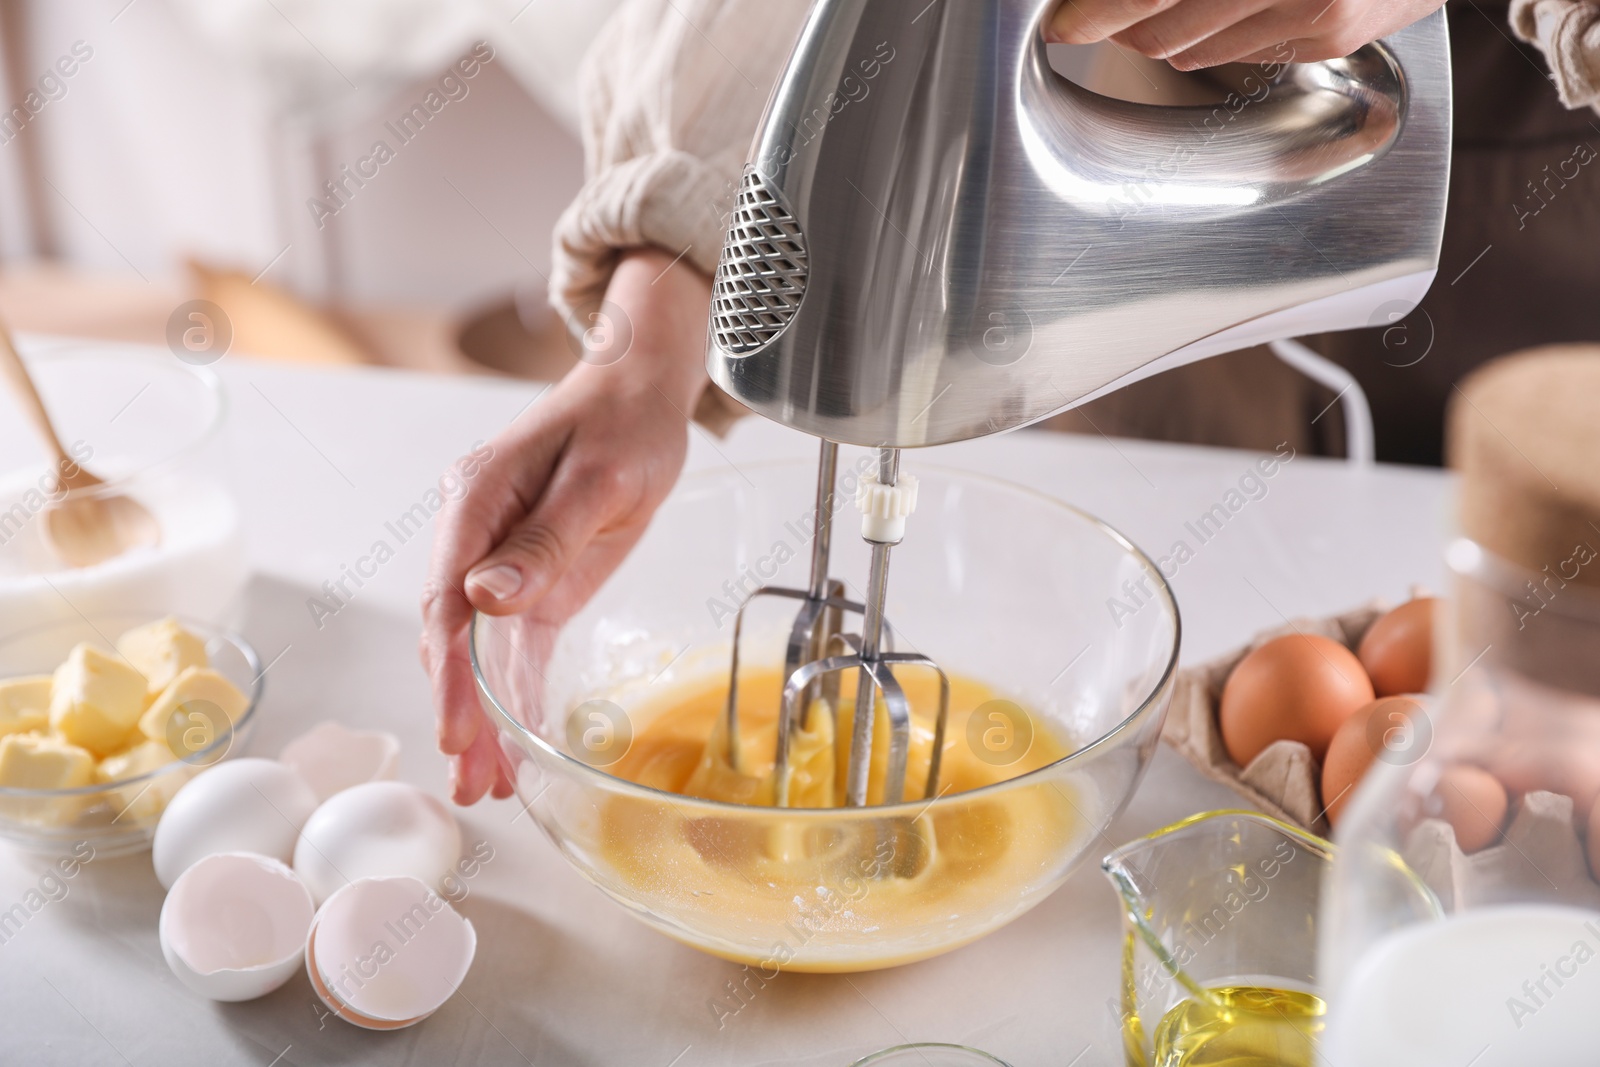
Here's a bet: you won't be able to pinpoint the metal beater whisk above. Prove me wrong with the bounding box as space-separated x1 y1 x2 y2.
723 440 950 808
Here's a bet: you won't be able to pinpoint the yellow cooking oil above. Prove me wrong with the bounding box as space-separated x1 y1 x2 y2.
1149 985 1325 1067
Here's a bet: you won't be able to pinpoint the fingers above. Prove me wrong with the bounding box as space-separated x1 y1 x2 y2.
464 458 640 617
1234 42 1301 65
421 417 569 800
1047 0 1184 44
1163 0 1435 70
423 577 517 806
1052 0 1432 70
422 524 489 807
428 429 566 615
1109 0 1277 59
450 719 507 805
420 579 482 757
1164 6 1309 68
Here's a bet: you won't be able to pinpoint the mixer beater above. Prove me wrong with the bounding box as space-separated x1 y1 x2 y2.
723 440 950 808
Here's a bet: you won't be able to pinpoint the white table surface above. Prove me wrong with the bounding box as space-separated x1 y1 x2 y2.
0 351 1452 1067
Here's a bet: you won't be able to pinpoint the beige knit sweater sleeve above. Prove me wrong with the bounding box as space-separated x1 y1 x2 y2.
1512 0 1600 110
549 0 813 325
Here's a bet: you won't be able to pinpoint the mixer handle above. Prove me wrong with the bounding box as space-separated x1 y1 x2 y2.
1024 3 1448 193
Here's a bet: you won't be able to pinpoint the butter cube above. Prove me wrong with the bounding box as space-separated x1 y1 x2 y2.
138 668 250 759
99 740 183 824
98 739 177 782
0 733 95 789
49 644 149 757
0 734 97 827
0 676 52 737
116 618 209 699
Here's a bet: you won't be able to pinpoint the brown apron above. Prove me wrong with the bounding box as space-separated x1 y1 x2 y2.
1047 2 1600 466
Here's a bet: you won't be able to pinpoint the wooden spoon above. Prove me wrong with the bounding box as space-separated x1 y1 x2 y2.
0 327 161 568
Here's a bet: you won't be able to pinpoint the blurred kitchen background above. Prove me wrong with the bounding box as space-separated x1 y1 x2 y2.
0 0 621 378
0 0 1409 462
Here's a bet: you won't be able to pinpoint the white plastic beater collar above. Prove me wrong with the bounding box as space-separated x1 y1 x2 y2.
856 470 919 544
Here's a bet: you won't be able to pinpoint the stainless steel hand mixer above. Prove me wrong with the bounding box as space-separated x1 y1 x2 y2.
707 0 1451 808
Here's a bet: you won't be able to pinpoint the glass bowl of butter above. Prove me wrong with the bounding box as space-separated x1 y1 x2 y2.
0 613 262 857
472 459 1180 972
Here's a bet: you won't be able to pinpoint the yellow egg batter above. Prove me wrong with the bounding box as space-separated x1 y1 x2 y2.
592 667 1089 972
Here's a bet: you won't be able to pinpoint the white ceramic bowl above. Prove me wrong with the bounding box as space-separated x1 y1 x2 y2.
0 341 246 628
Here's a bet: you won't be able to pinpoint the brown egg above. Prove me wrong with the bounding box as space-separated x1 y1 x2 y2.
1588 794 1600 883
1426 765 1508 853
1322 696 1428 826
1535 757 1600 821
1483 673 1600 817
1577 762 1600 828
1358 597 1438 697
1220 634 1375 767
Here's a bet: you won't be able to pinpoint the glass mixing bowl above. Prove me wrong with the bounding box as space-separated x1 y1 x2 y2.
472 460 1180 972
0 613 262 857
850 1044 1013 1066
0 341 247 628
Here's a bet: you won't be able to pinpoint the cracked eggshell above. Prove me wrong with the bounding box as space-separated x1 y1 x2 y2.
279 721 400 802
293 780 461 905
159 852 314 1002
306 875 476 1029
153 758 319 889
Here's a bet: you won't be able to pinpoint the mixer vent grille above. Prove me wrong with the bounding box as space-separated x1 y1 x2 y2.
711 169 808 355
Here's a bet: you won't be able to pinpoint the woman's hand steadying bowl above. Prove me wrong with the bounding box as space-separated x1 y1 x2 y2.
420 248 714 804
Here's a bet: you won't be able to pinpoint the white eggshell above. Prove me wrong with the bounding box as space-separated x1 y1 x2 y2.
159 852 314 1002
153 759 319 889
293 781 461 905
279 721 400 802
306 875 476 1029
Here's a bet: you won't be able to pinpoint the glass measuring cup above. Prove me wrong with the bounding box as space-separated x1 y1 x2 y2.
1102 810 1437 1067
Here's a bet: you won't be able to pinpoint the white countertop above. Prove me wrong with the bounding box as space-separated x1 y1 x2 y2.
0 353 1452 1067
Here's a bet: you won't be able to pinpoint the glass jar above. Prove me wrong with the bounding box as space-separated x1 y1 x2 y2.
1321 345 1600 1067
1323 541 1600 1065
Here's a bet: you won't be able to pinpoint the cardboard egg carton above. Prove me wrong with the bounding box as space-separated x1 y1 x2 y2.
1164 601 1386 836
1404 789 1600 910
1168 603 1600 902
